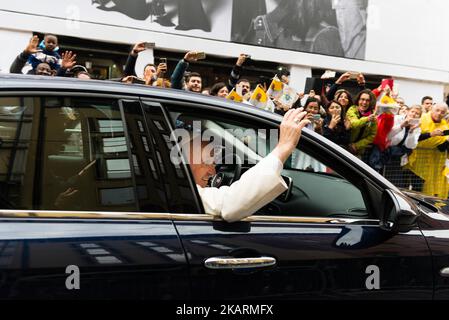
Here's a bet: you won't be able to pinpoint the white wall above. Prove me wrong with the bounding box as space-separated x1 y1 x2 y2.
289 65 312 94
394 78 446 106
366 0 449 72
0 29 31 74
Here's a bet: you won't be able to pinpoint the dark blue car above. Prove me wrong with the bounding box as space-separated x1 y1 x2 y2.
0 74 448 300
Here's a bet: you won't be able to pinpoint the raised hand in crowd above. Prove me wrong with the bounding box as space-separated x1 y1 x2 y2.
25 35 40 54
328 113 341 130
335 72 351 85
61 51 77 70
131 42 147 57
357 73 366 85
184 51 200 63
156 63 167 78
236 54 248 67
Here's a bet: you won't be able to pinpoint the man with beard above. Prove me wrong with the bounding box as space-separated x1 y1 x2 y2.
123 42 167 86
227 54 251 96
171 51 202 93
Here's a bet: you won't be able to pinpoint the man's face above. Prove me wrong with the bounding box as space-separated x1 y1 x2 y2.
396 98 405 107
44 35 58 52
237 81 251 96
431 105 447 123
35 63 53 76
423 99 433 112
187 76 202 92
189 141 216 188
144 65 157 82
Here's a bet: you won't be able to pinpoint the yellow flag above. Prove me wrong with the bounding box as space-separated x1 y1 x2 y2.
250 85 267 103
270 77 283 91
226 88 243 102
381 94 396 105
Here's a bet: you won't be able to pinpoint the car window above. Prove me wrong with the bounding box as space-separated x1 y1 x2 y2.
0 96 168 213
166 107 368 219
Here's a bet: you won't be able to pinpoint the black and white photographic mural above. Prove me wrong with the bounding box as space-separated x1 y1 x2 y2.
0 0 369 59
231 0 368 59
91 0 212 32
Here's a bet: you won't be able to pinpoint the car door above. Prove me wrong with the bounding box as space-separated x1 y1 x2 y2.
154 101 433 300
0 95 191 299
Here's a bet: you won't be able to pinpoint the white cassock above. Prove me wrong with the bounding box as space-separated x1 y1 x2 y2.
197 153 288 223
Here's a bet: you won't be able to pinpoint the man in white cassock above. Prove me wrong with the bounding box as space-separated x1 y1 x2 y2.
187 108 310 223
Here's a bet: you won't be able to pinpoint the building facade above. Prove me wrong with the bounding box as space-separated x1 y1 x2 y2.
0 0 448 105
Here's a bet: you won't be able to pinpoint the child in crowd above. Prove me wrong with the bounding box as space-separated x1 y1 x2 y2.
28 34 61 72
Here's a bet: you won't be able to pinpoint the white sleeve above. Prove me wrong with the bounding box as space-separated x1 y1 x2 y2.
197 153 288 223
404 127 421 150
388 116 405 147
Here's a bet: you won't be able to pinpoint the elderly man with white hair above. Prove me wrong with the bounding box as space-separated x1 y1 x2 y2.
406 102 449 198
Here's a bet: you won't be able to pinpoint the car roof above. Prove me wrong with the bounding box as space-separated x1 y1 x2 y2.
0 74 399 191
0 73 282 122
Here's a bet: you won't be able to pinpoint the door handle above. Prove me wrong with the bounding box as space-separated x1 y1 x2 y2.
204 256 276 270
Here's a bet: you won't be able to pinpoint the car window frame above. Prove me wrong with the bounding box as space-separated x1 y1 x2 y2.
158 99 386 222
0 91 189 217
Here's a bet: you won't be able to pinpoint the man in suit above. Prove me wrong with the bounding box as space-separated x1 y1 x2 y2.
188 108 310 222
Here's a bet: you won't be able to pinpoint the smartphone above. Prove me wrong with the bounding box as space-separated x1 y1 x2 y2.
195 52 206 60
443 130 449 136
349 72 359 80
409 119 420 126
159 58 167 65
312 114 321 122
144 42 156 49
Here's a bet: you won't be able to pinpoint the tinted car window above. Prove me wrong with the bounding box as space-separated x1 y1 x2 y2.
166 107 368 219
0 96 168 213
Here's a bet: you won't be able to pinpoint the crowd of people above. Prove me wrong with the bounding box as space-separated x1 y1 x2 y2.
8 35 449 199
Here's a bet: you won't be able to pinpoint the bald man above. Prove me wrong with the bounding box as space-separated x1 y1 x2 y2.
406 103 449 198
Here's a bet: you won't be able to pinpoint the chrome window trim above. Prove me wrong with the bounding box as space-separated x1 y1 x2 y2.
0 210 379 225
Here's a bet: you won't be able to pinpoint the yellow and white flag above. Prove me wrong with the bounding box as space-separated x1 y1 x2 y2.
267 76 284 100
249 85 275 112
226 88 243 102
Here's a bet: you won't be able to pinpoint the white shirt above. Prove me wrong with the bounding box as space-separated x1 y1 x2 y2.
197 153 288 223
387 115 421 149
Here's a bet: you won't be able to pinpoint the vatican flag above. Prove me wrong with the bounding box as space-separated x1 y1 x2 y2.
226 88 243 102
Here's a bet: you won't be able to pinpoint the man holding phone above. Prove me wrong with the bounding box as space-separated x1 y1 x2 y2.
123 42 167 86
171 51 205 92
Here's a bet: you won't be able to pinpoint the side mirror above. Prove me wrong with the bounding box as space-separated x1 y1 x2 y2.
381 189 420 233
